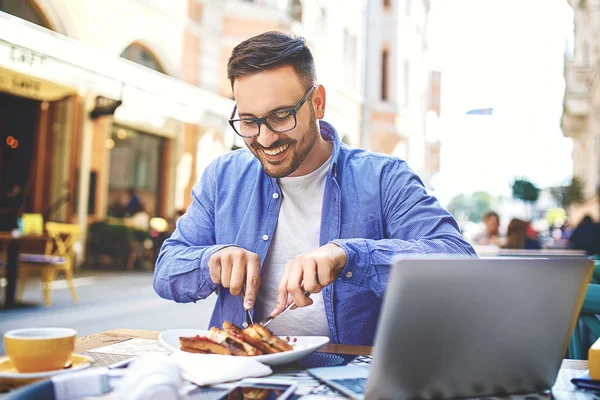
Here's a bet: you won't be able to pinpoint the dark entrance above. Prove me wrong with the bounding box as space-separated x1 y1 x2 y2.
0 92 39 229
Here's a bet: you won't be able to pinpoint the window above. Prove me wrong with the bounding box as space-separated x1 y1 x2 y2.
582 40 589 64
429 71 441 116
404 59 410 106
0 0 52 30
381 49 390 101
344 29 357 88
289 0 302 21
120 44 165 73
108 127 164 215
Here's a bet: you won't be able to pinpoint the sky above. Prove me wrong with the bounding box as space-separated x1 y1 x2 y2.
426 0 575 207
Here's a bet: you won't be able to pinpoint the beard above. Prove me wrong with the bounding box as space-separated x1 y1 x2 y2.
247 113 320 178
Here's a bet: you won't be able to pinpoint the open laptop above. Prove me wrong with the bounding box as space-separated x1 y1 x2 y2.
309 257 593 399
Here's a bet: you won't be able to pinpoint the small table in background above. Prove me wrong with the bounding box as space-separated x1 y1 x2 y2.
0 232 46 308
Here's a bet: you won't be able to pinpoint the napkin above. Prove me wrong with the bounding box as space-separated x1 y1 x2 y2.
170 351 272 386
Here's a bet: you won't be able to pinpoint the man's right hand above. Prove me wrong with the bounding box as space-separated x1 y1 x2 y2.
208 247 261 310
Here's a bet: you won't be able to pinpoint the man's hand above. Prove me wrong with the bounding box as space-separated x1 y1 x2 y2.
271 243 347 317
208 247 260 310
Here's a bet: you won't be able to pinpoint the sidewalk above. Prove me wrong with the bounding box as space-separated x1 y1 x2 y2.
0 270 216 355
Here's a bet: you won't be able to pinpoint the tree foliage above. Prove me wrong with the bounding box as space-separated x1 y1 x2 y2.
512 179 540 204
447 191 493 222
550 176 585 208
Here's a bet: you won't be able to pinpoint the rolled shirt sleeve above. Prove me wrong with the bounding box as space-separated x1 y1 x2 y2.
332 159 476 298
153 161 233 303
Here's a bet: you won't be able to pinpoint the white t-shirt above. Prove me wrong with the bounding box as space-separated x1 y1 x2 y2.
254 156 333 338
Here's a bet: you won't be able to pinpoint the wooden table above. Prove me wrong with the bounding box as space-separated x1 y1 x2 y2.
77 329 587 372
0 232 46 308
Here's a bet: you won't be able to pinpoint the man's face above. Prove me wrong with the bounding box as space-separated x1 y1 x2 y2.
232 65 322 178
484 215 500 235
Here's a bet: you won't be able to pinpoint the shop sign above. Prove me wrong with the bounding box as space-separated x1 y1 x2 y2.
0 40 122 99
90 96 123 119
9 45 47 68
0 65 72 101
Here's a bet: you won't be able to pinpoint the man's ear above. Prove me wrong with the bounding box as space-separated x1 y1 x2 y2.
312 85 326 119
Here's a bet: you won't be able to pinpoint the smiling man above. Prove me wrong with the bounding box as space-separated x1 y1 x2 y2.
154 31 475 345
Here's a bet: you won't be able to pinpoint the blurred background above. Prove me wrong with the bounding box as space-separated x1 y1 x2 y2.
0 0 598 347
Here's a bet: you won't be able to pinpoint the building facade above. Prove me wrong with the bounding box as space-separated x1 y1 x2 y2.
291 0 436 184
0 0 233 260
0 0 437 260
562 0 600 221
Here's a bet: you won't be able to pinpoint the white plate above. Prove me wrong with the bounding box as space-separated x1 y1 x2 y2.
159 329 330 366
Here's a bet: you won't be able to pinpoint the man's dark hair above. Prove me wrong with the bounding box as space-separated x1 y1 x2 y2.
227 31 317 92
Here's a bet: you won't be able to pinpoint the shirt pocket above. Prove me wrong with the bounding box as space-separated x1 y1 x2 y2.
340 218 382 240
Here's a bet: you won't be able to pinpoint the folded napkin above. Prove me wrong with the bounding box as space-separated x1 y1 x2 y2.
170 351 272 386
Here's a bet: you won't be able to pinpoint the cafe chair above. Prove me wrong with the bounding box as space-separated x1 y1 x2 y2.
16 222 80 307
568 258 600 359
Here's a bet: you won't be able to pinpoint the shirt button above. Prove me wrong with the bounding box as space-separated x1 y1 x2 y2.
346 271 353 278
262 234 269 241
272 193 279 199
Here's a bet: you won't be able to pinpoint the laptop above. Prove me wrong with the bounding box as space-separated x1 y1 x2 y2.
309 257 593 399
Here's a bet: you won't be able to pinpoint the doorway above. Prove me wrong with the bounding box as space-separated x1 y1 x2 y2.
0 92 39 229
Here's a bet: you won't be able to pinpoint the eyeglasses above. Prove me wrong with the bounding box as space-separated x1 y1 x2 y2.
229 85 316 138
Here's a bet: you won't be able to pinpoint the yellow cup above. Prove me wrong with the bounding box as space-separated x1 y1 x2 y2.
4 328 76 373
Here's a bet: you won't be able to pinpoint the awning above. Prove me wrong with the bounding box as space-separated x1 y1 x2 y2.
0 12 234 134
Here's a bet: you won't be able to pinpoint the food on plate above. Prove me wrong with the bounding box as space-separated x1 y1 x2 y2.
242 324 293 354
179 335 233 355
207 327 262 356
179 321 292 356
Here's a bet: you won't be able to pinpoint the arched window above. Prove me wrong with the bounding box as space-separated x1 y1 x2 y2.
0 0 52 30
120 44 165 73
289 0 302 22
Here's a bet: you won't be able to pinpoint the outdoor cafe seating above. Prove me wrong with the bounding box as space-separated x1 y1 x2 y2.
2 244 600 398
17 221 80 308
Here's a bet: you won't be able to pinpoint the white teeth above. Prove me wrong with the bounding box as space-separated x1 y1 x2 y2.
263 144 289 156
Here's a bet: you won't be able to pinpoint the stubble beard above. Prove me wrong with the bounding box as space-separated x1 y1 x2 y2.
249 115 320 178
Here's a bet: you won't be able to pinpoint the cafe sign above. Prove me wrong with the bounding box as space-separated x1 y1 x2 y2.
0 40 122 100
0 64 73 101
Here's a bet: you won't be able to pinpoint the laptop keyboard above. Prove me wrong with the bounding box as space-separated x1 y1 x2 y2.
333 378 367 395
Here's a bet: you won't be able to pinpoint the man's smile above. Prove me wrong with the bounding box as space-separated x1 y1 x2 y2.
263 143 290 156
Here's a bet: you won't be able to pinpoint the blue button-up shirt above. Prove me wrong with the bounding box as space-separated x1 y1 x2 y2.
154 121 475 345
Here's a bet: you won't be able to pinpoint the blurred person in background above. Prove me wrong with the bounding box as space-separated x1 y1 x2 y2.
569 215 600 256
123 187 141 217
107 196 126 218
473 210 503 246
0 184 22 230
126 202 151 271
502 218 541 250
126 203 150 231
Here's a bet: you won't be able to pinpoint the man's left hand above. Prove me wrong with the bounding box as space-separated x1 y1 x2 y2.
271 243 347 317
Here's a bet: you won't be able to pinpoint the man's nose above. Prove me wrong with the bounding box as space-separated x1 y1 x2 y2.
256 123 279 148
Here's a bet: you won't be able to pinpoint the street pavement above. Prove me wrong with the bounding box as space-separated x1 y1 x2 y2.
0 270 217 355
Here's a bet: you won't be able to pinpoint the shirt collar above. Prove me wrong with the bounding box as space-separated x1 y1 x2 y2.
267 120 341 187
319 120 341 178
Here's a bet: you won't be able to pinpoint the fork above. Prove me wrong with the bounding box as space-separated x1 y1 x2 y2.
257 290 310 327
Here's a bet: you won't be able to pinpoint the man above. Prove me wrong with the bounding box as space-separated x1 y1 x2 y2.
474 211 503 247
154 31 475 345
